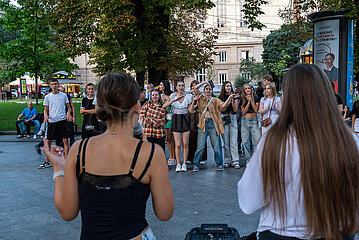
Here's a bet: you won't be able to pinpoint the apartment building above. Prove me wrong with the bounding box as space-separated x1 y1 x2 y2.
189 0 291 85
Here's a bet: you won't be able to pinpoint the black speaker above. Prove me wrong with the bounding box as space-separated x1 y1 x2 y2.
185 224 240 240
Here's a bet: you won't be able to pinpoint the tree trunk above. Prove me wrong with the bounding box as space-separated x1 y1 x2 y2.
148 68 167 87
136 70 146 87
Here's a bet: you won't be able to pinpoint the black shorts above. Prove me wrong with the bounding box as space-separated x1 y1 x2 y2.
47 120 71 140
172 113 190 132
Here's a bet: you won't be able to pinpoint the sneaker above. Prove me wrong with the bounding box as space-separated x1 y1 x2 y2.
167 159 176 166
38 162 52 169
217 165 224 171
26 135 31 138
35 144 41 155
33 135 37 139
199 160 207 165
37 130 43 136
181 164 187 172
186 161 192 165
193 166 199 172
224 163 230 168
16 135 23 138
234 164 241 169
175 164 181 172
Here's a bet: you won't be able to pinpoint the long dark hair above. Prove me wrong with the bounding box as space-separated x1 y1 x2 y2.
160 80 173 96
219 81 234 101
261 64 359 239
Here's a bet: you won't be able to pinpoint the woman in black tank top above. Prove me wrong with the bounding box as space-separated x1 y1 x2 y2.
43 73 174 240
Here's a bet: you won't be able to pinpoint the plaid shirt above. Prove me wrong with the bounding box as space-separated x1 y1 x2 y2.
140 102 167 138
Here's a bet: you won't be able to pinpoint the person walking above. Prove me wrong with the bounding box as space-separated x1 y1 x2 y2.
163 80 193 172
140 89 167 152
43 73 174 240
259 82 281 135
190 81 234 172
238 64 359 240
240 83 261 164
159 80 176 165
219 81 240 169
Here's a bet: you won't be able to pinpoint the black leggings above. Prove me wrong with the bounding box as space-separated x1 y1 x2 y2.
258 230 354 240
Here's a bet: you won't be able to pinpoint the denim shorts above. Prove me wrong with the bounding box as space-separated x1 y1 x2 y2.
130 228 156 240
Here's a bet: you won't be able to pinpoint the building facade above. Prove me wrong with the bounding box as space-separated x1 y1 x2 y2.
187 0 291 86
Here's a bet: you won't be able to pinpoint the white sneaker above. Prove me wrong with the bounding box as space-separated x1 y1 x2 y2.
33 135 37 139
181 164 187 172
175 164 181 172
37 130 43 136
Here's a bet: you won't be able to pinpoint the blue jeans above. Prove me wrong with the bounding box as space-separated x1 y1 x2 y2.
241 117 261 162
223 114 239 165
130 227 156 240
193 119 223 167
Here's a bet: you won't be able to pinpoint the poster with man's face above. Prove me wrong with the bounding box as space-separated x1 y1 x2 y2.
314 19 340 92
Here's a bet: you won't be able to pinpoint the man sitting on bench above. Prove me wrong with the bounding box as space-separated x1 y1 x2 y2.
16 102 40 139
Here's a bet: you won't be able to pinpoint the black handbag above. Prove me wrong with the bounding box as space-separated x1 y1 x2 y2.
222 115 232 125
185 224 240 240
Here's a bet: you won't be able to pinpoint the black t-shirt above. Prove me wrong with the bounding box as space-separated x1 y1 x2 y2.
256 87 264 99
222 94 236 114
81 97 98 126
240 96 260 114
352 100 359 119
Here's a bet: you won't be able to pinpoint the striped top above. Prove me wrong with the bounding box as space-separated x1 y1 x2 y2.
140 102 167 138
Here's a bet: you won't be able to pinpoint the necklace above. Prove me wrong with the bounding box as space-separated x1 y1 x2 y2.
106 131 132 137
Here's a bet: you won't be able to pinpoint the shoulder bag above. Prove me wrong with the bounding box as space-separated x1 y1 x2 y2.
261 99 275 127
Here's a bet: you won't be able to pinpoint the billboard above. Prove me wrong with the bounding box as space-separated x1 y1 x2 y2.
313 19 340 92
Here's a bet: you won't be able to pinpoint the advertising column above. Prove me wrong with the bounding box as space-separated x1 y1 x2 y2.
309 10 354 109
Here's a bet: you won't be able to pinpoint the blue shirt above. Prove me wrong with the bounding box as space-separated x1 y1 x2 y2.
21 107 38 120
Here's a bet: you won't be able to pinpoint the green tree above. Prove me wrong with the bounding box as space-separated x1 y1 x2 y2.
239 57 267 82
0 0 78 103
41 0 217 87
262 22 312 74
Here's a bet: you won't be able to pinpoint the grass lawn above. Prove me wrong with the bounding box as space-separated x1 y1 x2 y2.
0 101 84 131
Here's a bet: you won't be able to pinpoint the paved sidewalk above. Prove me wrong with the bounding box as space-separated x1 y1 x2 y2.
0 135 257 240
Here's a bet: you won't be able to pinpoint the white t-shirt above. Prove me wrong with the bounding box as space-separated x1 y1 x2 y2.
237 131 359 238
260 96 281 134
44 92 69 123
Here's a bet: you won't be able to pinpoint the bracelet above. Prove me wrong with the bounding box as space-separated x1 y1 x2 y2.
53 170 64 181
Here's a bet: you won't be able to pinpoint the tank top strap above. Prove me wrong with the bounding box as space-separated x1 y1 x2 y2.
81 138 90 172
129 140 143 176
137 142 155 181
76 139 86 178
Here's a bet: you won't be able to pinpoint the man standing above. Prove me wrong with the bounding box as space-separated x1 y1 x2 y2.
262 75 273 86
80 83 99 139
39 79 72 169
59 86 76 146
15 102 40 139
256 81 264 99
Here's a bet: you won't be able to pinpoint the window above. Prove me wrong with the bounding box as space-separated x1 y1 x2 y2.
239 0 248 27
217 0 226 28
218 73 227 84
241 50 250 60
196 68 206 82
219 51 227 62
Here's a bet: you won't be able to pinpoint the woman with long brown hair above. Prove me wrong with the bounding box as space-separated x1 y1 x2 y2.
159 80 176 165
240 83 261 164
238 64 359 240
258 82 281 135
219 81 240 168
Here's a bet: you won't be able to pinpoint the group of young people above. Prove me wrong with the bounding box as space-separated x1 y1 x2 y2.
41 65 359 240
137 75 282 173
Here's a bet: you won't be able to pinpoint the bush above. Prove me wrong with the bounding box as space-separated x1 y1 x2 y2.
234 75 250 87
